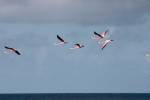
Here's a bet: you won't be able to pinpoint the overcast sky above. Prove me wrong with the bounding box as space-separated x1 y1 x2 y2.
0 0 150 93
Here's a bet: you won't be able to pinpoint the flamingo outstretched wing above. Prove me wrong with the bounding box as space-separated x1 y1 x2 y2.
101 29 109 37
57 35 65 42
94 32 103 38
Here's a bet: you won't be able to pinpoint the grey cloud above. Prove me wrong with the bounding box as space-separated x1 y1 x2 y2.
0 0 30 6
0 0 150 25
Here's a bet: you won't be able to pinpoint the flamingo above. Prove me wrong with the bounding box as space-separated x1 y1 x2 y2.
4 46 21 55
92 29 109 40
70 43 85 50
101 39 114 50
54 35 68 45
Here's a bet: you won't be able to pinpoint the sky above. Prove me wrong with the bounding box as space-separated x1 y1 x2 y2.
0 0 150 93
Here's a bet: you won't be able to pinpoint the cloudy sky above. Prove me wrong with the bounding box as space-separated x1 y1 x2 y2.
0 0 150 93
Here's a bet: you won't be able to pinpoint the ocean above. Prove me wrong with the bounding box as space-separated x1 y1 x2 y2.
0 93 150 100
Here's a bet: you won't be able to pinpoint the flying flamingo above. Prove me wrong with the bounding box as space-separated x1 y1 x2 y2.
54 35 68 46
92 29 109 40
4 46 21 55
70 43 85 50
101 39 114 50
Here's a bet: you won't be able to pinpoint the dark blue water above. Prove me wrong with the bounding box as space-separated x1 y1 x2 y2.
0 93 150 100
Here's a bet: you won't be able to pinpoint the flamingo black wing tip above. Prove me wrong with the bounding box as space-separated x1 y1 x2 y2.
4 46 9 49
15 51 21 55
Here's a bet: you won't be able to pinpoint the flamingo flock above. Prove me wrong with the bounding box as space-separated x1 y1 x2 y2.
55 29 113 50
3 29 150 60
4 29 113 55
